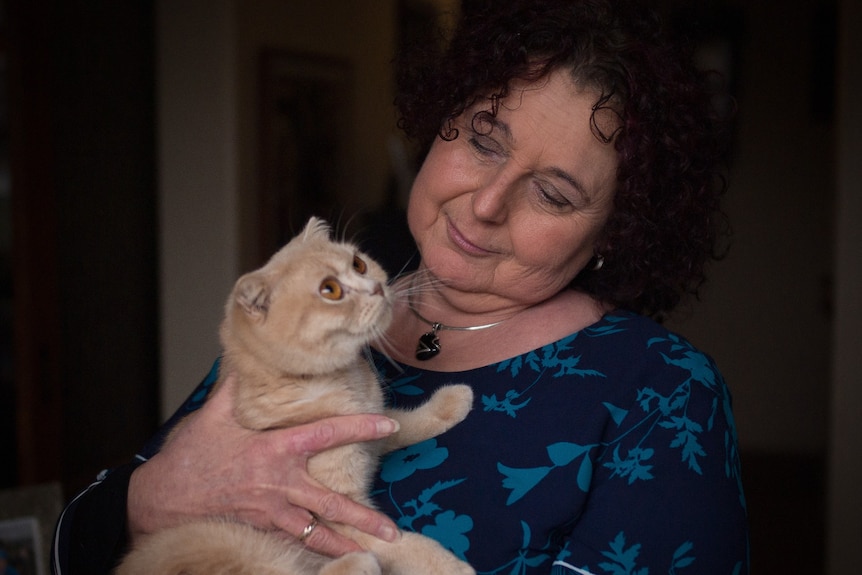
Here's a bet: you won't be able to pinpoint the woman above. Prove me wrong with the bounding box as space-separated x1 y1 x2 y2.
53 1 748 574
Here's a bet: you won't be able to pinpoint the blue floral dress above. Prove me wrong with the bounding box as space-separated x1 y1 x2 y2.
369 310 749 575
50 311 749 575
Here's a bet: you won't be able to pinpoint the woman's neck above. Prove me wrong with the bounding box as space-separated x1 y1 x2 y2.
377 273 611 372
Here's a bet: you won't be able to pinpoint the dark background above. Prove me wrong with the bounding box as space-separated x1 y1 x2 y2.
0 1 852 573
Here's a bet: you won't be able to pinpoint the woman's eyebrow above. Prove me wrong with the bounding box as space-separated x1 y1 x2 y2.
480 114 513 141
547 167 590 201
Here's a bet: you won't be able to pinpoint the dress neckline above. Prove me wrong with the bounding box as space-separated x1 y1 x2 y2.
373 309 628 375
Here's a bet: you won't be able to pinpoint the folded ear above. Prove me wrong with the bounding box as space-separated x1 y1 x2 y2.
234 273 271 319
301 216 331 242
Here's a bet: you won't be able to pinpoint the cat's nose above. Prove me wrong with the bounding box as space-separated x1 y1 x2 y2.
372 282 384 296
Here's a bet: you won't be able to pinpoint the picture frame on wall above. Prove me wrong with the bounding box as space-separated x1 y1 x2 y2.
0 482 63 575
258 49 354 261
0 516 47 575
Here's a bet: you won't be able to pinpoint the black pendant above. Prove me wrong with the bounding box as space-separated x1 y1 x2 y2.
415 331 441 361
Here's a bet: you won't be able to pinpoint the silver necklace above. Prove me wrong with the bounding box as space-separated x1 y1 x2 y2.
407 299 508 361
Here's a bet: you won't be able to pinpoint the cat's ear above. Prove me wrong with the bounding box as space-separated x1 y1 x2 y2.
301 216 331 241
234 273 270 319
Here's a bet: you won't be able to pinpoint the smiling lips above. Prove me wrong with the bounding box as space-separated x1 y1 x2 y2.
447 218 497 256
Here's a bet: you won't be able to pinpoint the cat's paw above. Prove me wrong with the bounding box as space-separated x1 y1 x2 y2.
448 559 476 575
427 384 474 426
369 530 475 575
427 553 476 575
381 384 475 451
319 551 381 575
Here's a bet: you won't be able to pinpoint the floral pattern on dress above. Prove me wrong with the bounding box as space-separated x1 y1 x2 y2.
372 312 748 574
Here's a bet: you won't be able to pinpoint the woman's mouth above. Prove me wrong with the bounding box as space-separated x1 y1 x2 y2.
447 218 494 256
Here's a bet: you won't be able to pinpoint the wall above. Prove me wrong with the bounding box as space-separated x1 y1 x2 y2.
157 0 402 416
157 0 240 416
826 0 862 570
667 0 833 455
235 1 399 270
27 0 159 491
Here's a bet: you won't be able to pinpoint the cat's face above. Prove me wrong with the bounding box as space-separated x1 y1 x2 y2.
223 218 392 374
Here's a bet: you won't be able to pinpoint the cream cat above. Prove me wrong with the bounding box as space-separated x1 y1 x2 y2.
116 217 475 575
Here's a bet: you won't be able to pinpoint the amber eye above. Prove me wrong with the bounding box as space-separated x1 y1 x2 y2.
353 255 367 274
319 277 344 300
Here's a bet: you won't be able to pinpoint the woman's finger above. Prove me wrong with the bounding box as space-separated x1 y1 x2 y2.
281 476 400 544
300 521 363 557
207 373 400 455
275 414 400 457
270 507 364 557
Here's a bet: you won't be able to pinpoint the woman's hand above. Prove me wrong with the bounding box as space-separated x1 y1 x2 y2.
127 373 401 556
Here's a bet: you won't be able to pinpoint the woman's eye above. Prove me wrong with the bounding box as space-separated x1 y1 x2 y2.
538 185 572 209
352 255 367 274
319 278 344 300
469 136 500 156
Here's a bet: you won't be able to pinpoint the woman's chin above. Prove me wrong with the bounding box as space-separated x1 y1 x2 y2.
421 254 487 288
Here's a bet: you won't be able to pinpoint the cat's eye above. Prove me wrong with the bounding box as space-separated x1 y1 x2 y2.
353 255 367 274
319 277 344 300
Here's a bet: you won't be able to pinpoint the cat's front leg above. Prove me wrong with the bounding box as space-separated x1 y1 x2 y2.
358 531 475 575
382 384 473 452
318 551 381 575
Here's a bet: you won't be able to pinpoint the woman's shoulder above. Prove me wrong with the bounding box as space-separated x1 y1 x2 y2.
584 309 689 343
532 309 715 370
578 310 728 397
487 309 732 428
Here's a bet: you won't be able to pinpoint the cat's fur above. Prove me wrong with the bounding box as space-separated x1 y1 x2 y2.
116 218 475 575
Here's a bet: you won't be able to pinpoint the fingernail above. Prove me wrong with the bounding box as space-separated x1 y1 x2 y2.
377 418 400 435
380 524 401 542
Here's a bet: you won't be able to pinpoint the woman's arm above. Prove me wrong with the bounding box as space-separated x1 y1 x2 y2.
128 373 401 553
52 460 144 574
52 370 400 574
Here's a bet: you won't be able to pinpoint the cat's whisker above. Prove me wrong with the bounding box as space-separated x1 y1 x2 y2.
389 266 424 287
392 269 439 293
391 272 445 313
363 339 404 379
338 210 359 244
398 282 443 298
387 250 420 280
364 312 406 377
340 207 379 247
329 210 348 245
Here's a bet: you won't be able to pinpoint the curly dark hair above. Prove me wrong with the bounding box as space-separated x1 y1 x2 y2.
395 0 732 319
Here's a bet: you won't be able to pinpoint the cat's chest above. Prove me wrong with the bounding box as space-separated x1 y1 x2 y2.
235 364 386 429
301 369 386 413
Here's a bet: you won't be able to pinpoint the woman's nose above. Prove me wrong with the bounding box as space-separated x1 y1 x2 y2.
471 169 515 223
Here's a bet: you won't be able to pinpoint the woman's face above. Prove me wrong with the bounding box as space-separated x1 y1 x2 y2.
407 70 619 309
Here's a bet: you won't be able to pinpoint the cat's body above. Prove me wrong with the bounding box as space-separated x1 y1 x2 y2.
116 218 475 575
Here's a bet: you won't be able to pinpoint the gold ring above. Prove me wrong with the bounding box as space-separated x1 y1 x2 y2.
298 515 319 543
